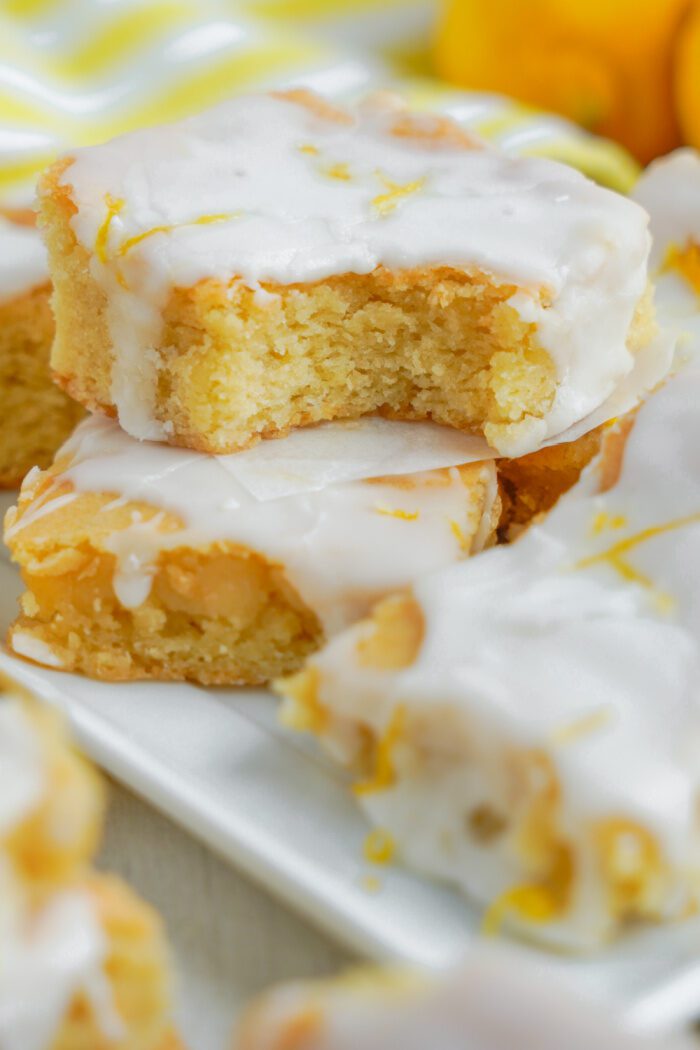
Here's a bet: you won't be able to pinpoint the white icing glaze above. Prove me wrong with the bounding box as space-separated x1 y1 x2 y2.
213 415 498 501
61 91 651 453
633 149 700 269
279 151 700 948
0 216 48 305
297 356 700 949
238 948 693 1050
8 633 66 669
0 702 45 836
10 415 497 634
104 519 165 610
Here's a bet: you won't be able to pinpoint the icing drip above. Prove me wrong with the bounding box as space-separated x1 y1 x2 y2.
0 216 48 304
5 633 65 670
62 91 651 449
104 515 166 609
13 415 497 633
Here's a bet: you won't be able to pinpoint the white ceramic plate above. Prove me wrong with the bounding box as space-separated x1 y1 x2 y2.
1 556 700 1035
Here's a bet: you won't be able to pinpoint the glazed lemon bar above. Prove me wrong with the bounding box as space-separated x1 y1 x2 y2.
4 415 498 684
234 950 690 1050
0 213 84 487
277 354 700 950
0 675 178 1050
40 89 656 458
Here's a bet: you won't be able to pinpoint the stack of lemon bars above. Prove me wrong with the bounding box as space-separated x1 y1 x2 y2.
4 86 700 952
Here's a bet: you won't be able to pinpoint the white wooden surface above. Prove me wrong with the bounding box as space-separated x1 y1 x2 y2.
97 780 352 1050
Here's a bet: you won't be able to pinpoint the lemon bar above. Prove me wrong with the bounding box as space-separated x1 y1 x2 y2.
5 415 498 684
277 359 700 950
40 90 655 457
234 950 688 1050
0 676 103 891
0 676 177 1050
0 213 84 487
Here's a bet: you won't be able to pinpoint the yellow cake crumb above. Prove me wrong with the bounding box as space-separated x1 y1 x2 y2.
353 706 406 796
0 282 84 487
5 477 322 686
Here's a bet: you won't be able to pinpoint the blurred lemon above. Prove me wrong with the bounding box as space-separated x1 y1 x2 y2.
434 0 690 163
676 1 700 150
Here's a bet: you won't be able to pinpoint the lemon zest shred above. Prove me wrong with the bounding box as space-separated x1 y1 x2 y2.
606 553 655 589
576 513 700 610
594 552 672 611
363 828 396 865
595 819 662 911
607 513 700 562
117 223 174 256
449 518 470 552
353 706 406 796
95 193 125 263
375 505 419 521
590 511 627 536
278 667 327 733
298 143 319 155
549 707 611 746
662 240 700 295
482 840 573 936
372 171 426 216
324 162 351 181
482 883 560 936
117 212 233 257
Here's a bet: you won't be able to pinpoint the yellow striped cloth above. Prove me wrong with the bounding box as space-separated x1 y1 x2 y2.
0 0 638 206
240 0 438 72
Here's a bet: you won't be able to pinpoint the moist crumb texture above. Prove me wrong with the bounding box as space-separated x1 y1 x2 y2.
160 270 561 455
49 223 563 454
6 490 322 685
